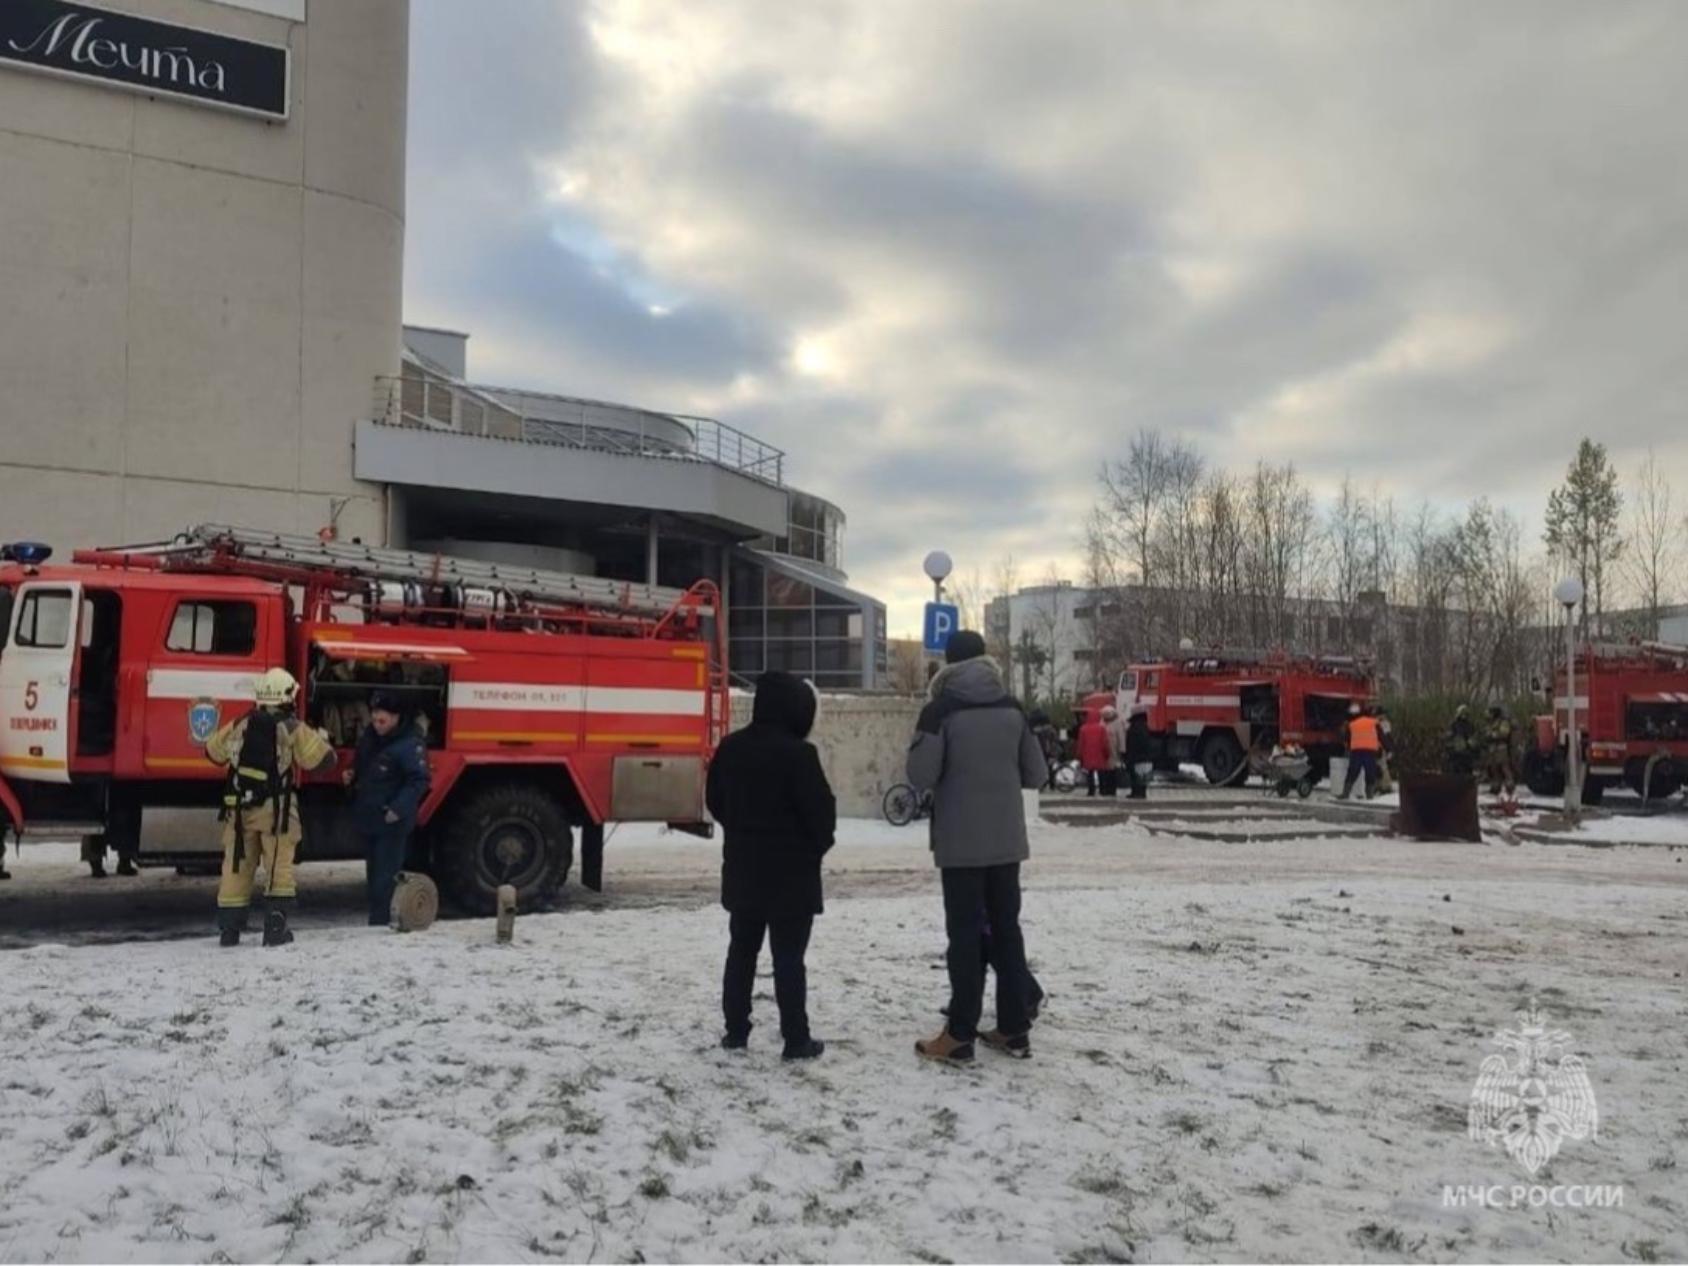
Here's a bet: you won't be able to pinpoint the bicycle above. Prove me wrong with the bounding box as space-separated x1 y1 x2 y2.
882 782 933 826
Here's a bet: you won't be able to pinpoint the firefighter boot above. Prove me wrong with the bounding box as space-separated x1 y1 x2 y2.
116 855 138 877
263 909 293 947
263 907 294 948
217 907 246 947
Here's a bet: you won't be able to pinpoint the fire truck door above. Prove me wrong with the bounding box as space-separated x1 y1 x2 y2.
142 595 267 776
0 580 82 783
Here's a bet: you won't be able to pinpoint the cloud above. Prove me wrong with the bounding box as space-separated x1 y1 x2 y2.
407 0 1688 635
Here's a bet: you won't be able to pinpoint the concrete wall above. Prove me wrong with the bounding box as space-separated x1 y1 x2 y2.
0 0 408 551
729 693 925 819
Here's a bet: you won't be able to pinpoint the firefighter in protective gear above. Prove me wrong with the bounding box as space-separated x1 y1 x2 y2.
205 668 336 946
1483 704 1517 797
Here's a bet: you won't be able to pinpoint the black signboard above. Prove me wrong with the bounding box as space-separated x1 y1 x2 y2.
0 0 289 120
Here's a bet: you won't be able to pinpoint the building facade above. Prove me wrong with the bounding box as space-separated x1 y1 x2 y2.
0 0 883 687
0 0 407 547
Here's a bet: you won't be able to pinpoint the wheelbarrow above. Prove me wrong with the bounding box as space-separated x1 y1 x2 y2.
1253 750 1314 798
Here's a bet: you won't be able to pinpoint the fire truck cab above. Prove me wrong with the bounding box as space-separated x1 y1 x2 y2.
1112 652 1375 785
0 527 725 913
1523 642 1688 803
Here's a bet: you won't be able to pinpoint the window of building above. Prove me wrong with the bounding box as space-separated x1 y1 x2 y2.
729 559 764 606
729 607 765 638
767 609 813 639
1074 605 1094 620
766 641 813 673
13 589 73 649
166 601 257 656
767 574 813 608
815 641 862 672
729 641 764 675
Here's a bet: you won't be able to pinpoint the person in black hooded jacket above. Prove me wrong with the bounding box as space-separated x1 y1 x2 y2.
706 671 837 1060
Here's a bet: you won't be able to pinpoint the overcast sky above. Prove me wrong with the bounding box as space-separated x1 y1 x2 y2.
403 0 1687 636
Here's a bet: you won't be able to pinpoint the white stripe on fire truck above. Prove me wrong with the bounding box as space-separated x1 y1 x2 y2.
1553 696 1590 709
447 684 705 716
1165 695 1241 707
147 669 260 700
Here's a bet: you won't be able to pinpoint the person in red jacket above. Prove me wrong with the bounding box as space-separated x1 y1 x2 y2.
1076 709 1113 797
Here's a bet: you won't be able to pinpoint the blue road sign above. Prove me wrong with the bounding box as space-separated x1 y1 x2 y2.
922 602 960 653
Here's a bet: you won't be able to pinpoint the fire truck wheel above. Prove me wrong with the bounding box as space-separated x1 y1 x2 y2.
1200 734 1245 786
435 783 573 916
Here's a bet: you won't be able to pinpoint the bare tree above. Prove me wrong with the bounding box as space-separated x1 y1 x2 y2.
1621 450 1676 635
1544 437 1624 634
886 640 929 696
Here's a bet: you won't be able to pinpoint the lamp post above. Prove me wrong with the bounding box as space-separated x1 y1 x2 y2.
1553 576 1585 816
923 550 953 605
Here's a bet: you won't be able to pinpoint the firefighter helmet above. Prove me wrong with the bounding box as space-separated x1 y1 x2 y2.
253 667 299 706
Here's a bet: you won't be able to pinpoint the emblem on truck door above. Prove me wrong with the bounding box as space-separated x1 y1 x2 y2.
188 697 221 745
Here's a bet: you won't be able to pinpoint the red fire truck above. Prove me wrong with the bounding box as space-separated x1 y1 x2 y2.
1523 642 1688 803
1096 650 1375 785
0 526 725 912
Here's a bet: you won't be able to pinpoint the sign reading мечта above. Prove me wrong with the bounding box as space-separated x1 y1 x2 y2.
0 0 289 120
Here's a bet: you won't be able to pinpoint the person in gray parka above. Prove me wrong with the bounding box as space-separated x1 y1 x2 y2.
907 629 1048 1064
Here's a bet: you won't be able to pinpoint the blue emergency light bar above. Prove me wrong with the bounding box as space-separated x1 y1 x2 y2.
0 542 53 565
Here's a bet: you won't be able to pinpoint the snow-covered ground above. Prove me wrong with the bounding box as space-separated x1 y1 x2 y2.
3 817 1686 1263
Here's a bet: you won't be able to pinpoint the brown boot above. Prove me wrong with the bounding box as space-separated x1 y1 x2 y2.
980 1029 1032 1059
915 1028 975 1064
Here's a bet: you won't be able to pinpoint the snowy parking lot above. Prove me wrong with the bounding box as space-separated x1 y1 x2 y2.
3 808 1686 1263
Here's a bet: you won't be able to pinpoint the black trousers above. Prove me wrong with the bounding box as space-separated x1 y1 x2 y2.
941 863 1031 1041
1099 769 1119 797
363 821 410 926
723 911 814 1046
1126 765 1148 799
1341 752 1379 798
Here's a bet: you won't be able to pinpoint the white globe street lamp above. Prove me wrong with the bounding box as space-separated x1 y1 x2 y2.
1554 576 1585 816
923 550 953 602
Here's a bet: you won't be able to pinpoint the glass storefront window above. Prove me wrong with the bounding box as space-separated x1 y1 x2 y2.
730 559 764 606
766 641 813 673
767 574 813 608
767 610 813 638
815 640 862 671
729 607 764 638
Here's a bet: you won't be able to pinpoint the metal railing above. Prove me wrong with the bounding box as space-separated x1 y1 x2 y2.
372 376 785 486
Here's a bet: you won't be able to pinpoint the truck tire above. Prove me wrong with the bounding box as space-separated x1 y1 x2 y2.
434 782 573 916
1201 733 1246 786
1626 758 1682 801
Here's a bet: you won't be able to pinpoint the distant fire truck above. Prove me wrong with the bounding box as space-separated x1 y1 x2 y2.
1524 641 1688 803
0 526 724 912
1080 650 1376 785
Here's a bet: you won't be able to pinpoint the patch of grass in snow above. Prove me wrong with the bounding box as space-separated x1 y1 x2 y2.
1294 1139 1321 1162
1074 1167 1135 1201
931 1107 959 1141
1352 1222 1406 1253
638 1172 670 1200
1622 1239 1663 1263
654 1129 691 1163
1164 1109 1205 1135
1061 1244 1134 1264
26 1003 53 1030
1647 1152 1677 1171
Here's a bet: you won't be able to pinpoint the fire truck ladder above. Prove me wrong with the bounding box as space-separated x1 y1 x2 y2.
117 524 713 623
